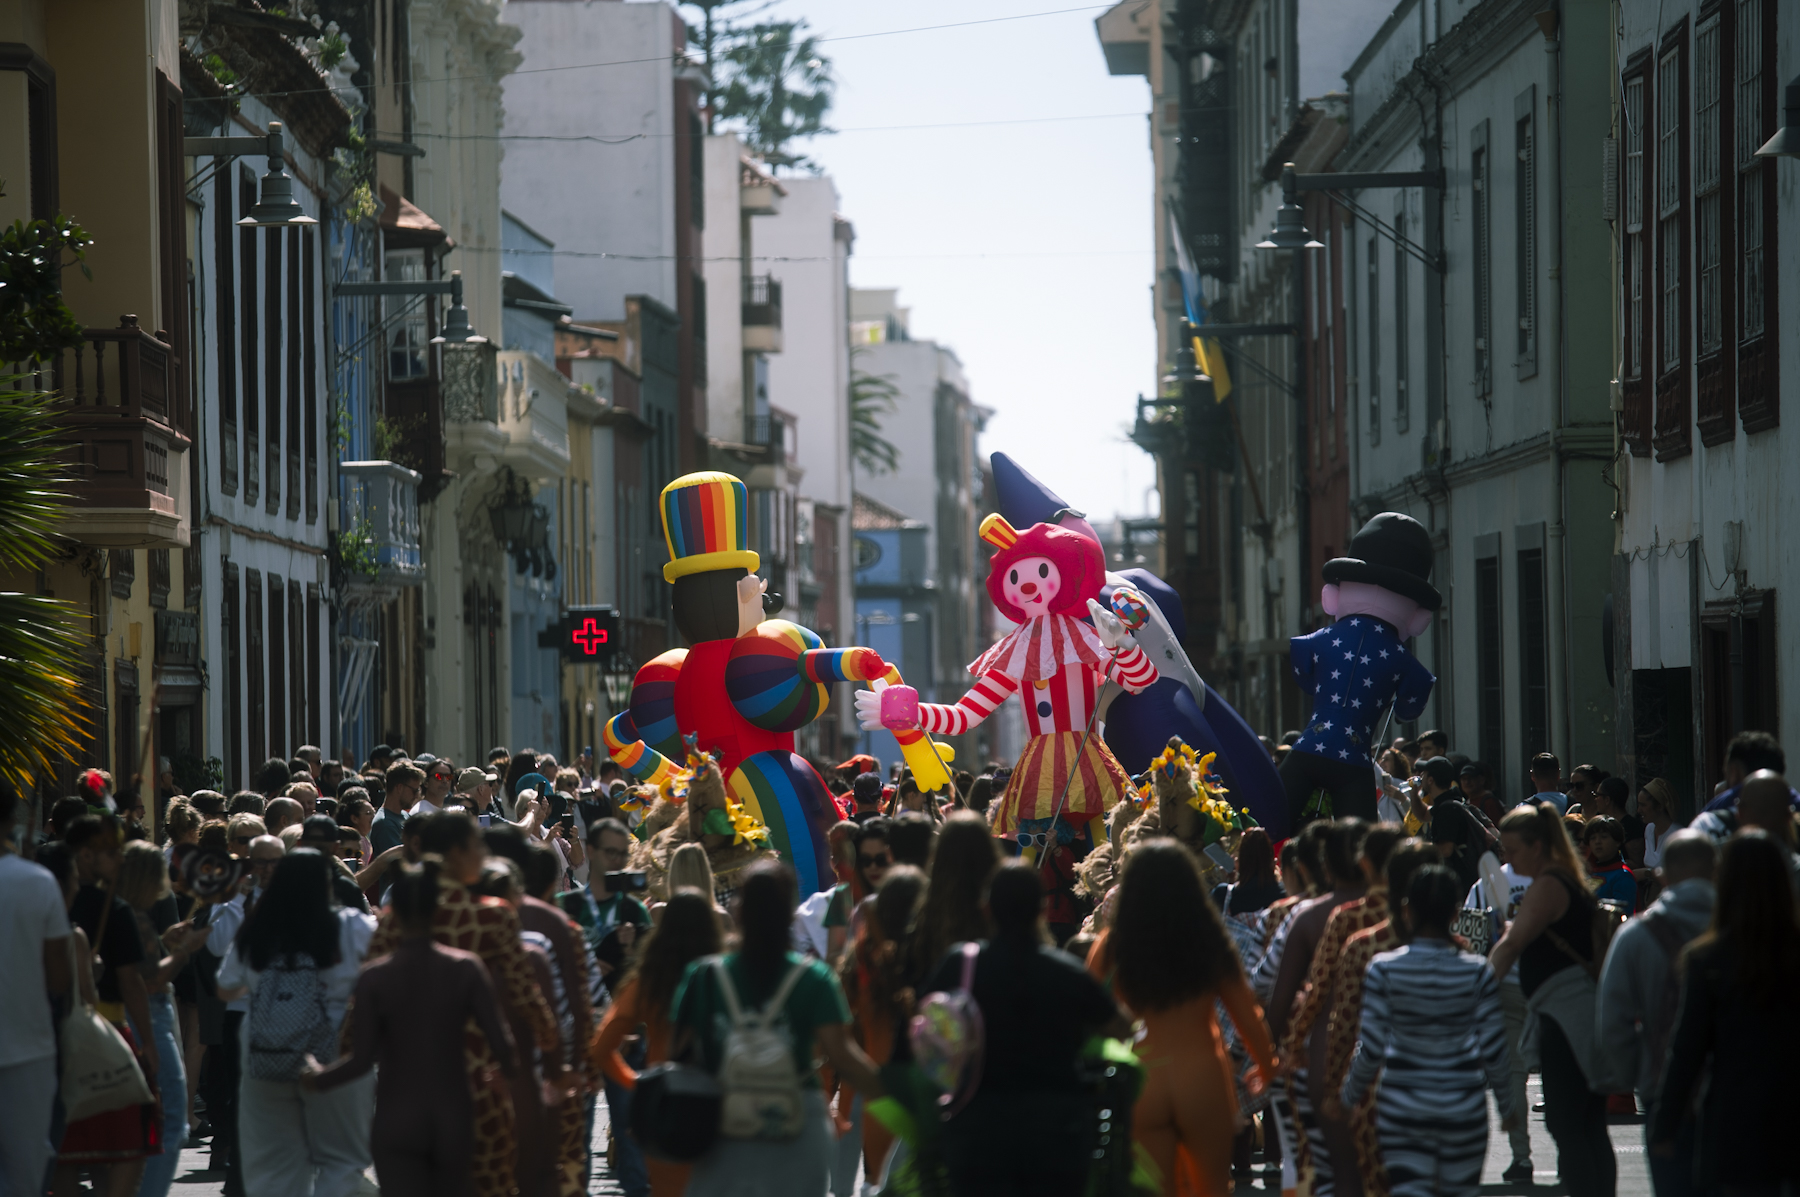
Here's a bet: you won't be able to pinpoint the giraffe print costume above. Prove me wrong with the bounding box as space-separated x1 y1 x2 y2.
1323 917 1405 1197
367 879 559 1197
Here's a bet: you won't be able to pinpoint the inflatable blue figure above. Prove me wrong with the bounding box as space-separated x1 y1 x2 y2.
1278 512 1439 828
989 453 1290 836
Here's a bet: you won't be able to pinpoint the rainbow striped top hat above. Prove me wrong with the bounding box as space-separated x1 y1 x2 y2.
660 471 761 583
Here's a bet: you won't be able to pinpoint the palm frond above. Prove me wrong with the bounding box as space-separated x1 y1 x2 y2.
0 383 90 793
0 592 90 794
0 383 72 572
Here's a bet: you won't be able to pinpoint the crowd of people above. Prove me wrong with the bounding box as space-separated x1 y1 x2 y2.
3 723 1797 1197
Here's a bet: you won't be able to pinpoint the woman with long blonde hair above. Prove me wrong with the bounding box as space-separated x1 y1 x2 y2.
1489 802 1612 1197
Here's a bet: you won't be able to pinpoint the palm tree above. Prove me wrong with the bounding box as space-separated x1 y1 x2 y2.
0 383 89 798
850 351 901 477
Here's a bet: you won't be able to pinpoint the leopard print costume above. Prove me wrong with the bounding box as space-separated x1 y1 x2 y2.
367 879 559 1197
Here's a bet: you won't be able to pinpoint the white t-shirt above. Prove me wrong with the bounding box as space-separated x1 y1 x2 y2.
0 853 72 1067
1465 864 1530 985
206 893 252 1013
218 908 377 1065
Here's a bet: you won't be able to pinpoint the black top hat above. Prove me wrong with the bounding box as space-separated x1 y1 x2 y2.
1322 512 1441 611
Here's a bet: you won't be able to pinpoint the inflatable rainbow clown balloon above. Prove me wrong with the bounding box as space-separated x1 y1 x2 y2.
602 471 890 892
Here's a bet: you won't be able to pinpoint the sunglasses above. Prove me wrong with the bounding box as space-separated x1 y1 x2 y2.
858 851 892 867
1015 832 1053 848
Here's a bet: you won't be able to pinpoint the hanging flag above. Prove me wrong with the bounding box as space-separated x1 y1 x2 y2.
1169 210 1233 402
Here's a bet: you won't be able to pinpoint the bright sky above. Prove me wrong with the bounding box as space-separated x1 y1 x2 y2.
737 1 1161 523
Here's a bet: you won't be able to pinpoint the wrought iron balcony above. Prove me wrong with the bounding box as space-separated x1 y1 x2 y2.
742 274 783 353
47 317 191 547
337 460 425 589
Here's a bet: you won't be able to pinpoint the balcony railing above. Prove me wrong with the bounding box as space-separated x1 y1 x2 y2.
338 460 425 588
742 275 783 328
40 317 191 545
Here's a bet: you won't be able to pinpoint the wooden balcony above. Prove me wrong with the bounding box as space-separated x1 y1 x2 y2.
48 317 191 548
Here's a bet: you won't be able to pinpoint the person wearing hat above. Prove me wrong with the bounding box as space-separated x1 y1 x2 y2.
849 771 886 824
1408 756 1488 893
1280 512 1440 827
601 471 891 894
454 767 492 814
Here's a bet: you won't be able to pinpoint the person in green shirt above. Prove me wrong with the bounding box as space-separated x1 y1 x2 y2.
670 860 884 1196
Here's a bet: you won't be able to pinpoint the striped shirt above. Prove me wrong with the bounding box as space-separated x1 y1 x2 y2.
917 644 1157 737
1341 939 1515 1113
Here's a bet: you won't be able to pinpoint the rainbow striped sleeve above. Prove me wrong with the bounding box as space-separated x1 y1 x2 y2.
801 646 886 685
603 711 680 787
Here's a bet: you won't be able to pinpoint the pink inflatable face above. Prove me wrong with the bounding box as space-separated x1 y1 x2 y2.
1321 581 1433 639
1003 556 1062 615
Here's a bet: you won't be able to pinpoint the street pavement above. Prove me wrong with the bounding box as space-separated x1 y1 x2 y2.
167 1072 1649 1195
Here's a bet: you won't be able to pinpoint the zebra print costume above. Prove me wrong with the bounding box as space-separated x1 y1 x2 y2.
1341 940 1516 1197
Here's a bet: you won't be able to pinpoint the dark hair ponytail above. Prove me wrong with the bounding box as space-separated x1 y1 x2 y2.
1402 864 1464 939
389 856 443 930
734 860 797 988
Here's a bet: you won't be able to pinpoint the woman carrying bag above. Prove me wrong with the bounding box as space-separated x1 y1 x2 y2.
667 860 885 1197
216 849 377 1197
54 821 161 1197
117 840 210 1197
1489 803 1614 1197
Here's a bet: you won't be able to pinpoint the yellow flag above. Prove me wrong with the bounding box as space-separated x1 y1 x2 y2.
1193 335 1232 402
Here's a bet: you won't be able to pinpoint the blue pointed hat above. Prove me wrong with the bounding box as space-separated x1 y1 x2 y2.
990 452 1097 540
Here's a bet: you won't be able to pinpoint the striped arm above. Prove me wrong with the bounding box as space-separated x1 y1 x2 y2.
1111 642 1158 692
801 646 886 684
918 672 1021 736
603 712 680 787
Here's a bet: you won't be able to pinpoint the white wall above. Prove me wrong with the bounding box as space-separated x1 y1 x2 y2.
500 0 681 321
704 133 747 439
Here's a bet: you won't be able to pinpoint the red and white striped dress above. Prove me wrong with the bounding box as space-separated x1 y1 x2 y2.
920 612 1158 833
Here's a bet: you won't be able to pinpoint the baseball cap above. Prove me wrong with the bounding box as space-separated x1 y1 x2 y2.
414 753 438 768
1459 762 1485 779
1417 756 1457 789
455 767 489 795
852 772 883 804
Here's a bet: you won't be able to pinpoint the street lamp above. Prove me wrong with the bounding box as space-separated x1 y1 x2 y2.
1255 166 1323 251
187 122 318 227
1755 77 1800 158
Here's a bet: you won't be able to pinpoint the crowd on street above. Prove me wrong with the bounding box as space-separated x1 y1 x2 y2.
3 727 1798 1197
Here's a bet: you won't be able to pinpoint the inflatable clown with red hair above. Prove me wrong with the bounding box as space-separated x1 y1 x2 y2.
857 512 1160 837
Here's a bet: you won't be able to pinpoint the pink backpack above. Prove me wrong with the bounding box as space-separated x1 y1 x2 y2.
909 941 985 1115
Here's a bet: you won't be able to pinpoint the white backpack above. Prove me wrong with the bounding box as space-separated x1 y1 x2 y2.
713 958 809 1140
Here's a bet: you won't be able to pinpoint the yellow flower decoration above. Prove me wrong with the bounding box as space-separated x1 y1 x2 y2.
1151 740 1199 779
616 788 650 815
725 798 771 847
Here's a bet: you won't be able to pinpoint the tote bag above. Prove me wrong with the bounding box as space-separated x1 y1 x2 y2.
60 938 153 1122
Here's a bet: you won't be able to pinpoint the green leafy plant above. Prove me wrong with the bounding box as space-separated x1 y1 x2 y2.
0 216 94 365
317 30 349 71
0 383 91 794
336 514 380 578
850 350 900 477
374 412 424 466
201 53 240 90
342 180 377 225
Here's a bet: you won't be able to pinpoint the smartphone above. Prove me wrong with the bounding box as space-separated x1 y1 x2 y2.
1202 842 1236 873
604 870 648 893
559 811 575 833
478 813 492 827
